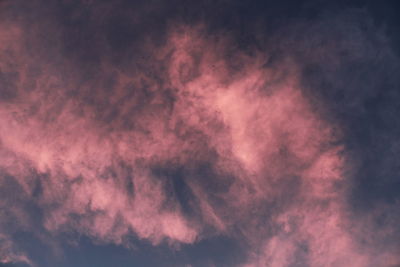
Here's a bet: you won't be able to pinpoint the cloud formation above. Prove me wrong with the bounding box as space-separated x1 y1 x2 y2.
0 1 399 266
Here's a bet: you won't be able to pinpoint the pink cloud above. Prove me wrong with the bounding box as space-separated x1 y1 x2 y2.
0 19 398 266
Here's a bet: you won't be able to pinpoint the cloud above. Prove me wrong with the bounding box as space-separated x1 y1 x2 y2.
0 1 399 266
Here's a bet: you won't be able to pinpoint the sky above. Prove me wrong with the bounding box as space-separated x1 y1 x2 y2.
0 0 399 266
